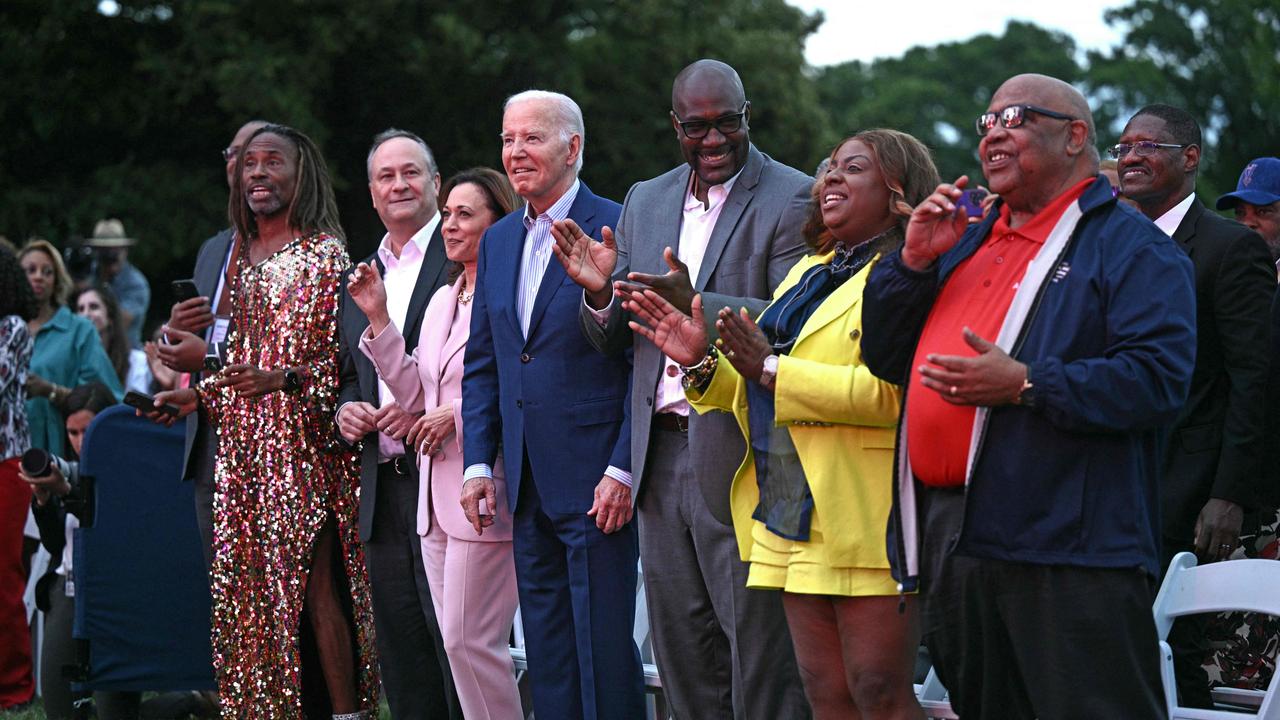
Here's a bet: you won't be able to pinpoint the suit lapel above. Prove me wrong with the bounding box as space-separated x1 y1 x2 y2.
403 224 449 353
651 170 689 273
439 283 469 374
1172 198 1202 256
420 282 457 386
696 145 764 290
794 256 872 346
498 221 526 337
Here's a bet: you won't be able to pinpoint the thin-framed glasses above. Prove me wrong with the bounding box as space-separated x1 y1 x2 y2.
976 104 1076 136
674 102 748 139
221 147 238 161
1107 141 1190 159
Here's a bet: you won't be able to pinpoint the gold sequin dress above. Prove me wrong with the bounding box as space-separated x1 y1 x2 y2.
198 232 378 718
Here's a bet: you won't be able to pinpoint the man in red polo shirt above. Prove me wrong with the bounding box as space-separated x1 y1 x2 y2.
862 74 1197 719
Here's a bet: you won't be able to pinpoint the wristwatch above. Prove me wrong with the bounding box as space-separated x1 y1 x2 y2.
282 368 304 395
760 354 779 389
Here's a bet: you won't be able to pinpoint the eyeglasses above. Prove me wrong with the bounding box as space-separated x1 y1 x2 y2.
1107 141 1190 159
221 147 238 161
976 105 1076 136
673 102 748 139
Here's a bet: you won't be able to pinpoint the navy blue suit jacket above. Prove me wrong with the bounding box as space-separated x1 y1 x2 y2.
462 183 631 515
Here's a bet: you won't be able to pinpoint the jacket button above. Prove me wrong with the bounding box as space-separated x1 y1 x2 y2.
849 329 861 340
520 353 531 363
516 400 523 409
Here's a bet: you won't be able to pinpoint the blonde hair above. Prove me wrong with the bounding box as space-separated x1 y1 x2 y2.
19 238 73 307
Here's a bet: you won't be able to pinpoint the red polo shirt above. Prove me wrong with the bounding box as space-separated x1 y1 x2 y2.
907 178 1094 487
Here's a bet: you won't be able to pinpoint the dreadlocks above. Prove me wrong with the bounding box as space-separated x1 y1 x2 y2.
228 123 344 242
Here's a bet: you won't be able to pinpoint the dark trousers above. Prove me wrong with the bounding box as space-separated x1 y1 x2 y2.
919 487 1167 720
637 428 809 720
513 464 645 720
363 462 459 719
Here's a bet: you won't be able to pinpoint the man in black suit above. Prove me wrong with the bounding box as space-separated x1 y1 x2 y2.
1118 105 1276 707
158 119 268 566
336 129 458 719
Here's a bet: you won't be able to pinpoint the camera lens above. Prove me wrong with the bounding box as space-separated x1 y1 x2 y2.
20 448 52 477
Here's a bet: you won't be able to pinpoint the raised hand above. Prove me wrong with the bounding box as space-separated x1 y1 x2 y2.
615 247 694 315
169 296 214 334
903 176 972 272
715 306 772 384
156 325 208 373
347 262 390 333
624 289 708 366
550 219 617 307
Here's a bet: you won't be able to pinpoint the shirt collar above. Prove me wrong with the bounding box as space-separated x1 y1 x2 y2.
685 168 742 213
522 179 581 230
377 213 440 267
990 177 1096 244
1153 192 1196 237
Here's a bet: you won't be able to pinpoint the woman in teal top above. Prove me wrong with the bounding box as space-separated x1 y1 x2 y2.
18 240 122 457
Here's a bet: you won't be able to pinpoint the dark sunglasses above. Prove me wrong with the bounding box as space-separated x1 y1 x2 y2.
673 102 748 140
976 104 1076 136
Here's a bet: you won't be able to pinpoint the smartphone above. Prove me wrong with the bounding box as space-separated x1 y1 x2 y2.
171 279 200 303
955 188 990 219
123 390 180 417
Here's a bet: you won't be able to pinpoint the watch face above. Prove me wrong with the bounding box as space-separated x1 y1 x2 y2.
763 355 779 373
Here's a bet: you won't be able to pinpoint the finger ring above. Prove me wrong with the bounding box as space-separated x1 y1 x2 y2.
949 385 957 396
1219 543 1232 549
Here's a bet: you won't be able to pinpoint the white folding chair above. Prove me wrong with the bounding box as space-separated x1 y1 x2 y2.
914 665 959 719
1152 551 1280 720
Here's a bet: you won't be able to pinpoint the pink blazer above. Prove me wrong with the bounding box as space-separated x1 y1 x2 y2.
359 280 512 542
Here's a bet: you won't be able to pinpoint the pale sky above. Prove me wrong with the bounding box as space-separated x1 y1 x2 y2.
787 0 1129 66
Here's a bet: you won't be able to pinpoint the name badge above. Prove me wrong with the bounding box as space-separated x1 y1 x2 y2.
210 316 231 344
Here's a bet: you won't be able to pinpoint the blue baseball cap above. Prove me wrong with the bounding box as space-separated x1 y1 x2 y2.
1216 157 1280 210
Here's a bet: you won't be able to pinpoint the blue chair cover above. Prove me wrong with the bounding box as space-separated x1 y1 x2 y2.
72 405 214 691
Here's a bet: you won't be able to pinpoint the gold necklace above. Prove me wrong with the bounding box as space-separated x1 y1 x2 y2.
457 276 474 305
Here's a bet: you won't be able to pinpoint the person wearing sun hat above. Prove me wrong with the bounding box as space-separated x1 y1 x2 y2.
85 218 150 348
1217 157 1280 270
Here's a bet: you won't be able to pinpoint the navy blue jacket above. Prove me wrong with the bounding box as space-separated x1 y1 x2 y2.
862 177 1197 588
462 183 631 515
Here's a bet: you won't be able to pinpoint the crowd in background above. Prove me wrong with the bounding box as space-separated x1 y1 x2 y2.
0 57 1277 720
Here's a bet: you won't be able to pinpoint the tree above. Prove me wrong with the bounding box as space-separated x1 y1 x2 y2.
0 0 829 332
1086 0 1280 196
815 21 1084 182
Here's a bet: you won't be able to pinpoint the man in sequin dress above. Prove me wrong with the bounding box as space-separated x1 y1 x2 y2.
158 124 379 720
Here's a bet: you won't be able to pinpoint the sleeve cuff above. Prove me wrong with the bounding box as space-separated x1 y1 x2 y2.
604 465 632 487
464 463 494 481
584 289 614 325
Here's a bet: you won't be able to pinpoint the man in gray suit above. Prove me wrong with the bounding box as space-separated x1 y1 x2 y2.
157 118 268 566
552 59 811 719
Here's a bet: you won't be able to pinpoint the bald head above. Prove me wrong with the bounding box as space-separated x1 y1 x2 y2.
225 119 271 188
981 74 1098 220
672 59 745 111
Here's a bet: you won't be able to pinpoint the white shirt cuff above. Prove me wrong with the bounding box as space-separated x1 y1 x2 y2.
604 465 632 487
584 289 614 325
464 463 494 481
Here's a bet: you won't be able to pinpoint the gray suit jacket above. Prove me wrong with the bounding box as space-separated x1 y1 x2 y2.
580 144 811 522
181 228 236 482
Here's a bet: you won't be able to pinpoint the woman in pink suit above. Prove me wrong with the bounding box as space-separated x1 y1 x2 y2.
347 168 522 720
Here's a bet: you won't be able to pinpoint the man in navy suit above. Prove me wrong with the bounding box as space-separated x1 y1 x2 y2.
460 90 645 719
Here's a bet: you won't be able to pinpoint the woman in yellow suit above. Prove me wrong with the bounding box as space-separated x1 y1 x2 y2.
625 129 940 720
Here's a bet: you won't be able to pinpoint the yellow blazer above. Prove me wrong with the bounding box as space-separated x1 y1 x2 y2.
689 252 902 569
